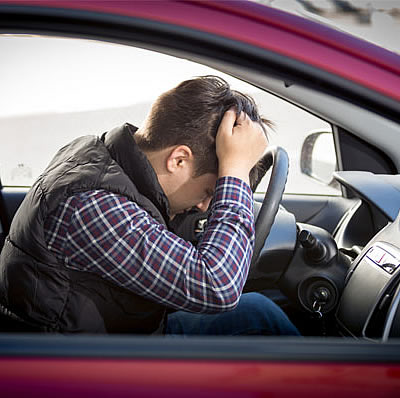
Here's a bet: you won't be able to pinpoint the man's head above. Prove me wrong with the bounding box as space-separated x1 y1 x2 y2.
135 76 271 216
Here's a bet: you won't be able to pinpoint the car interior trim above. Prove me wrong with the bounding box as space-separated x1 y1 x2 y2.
0 334 400 363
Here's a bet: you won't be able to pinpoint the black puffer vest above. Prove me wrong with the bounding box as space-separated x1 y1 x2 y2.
0 124 169 333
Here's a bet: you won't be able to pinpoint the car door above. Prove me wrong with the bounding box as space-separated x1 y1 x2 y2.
1 1 400 396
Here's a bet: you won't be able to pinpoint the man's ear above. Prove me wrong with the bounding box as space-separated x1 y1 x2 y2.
166 145 193 173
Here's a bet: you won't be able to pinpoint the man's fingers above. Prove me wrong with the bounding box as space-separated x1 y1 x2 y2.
235 111 246 126
219 108 237 135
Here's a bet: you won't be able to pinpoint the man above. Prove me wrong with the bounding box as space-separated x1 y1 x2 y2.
0 76 298 335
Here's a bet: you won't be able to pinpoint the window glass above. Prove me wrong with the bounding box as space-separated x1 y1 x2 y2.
0 35 339 195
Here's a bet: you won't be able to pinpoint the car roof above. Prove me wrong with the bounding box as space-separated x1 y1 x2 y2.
1 0 399 103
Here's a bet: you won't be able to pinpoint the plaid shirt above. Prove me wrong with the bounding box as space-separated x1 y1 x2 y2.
44 176 254 313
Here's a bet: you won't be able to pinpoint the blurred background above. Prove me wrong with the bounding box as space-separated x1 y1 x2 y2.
256 0 400 53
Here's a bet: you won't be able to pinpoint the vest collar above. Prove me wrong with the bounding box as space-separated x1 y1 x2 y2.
102 123 170 221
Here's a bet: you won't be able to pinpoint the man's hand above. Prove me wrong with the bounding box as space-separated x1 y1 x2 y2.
216 109 268 185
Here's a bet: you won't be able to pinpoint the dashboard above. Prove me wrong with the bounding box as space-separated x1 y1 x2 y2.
334 171 400 340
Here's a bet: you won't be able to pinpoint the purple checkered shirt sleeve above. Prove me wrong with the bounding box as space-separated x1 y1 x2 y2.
44 176 254 313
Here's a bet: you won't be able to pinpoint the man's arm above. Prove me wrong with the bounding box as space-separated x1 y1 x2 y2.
44 180 253 313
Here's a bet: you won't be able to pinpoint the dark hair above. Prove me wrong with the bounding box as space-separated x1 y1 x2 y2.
135 76 272 184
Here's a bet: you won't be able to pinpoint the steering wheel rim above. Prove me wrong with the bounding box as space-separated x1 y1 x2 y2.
248 146 289 278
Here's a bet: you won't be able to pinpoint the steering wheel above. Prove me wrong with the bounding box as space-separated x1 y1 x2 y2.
247 146 289 279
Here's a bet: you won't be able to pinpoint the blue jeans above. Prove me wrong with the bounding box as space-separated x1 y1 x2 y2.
165 292 300 336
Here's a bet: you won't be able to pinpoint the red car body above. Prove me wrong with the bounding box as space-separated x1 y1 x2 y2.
0 1 400 397
2 358 400 398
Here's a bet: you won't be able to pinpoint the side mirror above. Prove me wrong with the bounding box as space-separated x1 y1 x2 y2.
300 130 339 188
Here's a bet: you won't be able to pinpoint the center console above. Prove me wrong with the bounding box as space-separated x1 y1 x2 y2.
336 212 400 340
